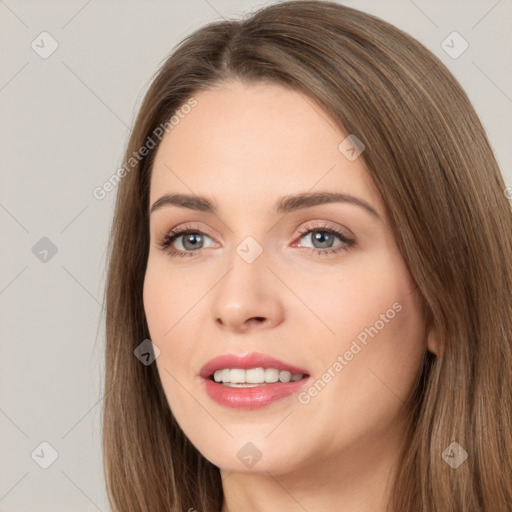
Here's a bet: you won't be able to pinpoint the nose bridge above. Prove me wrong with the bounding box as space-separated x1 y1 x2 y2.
221 233 269 304
235 234 266 266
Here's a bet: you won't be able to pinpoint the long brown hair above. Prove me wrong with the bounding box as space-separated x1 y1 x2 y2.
101 1 512 510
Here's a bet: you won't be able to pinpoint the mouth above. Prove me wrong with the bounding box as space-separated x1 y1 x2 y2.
199 352 311 409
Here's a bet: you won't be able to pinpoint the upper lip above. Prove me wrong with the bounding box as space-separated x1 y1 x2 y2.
199 352 310 379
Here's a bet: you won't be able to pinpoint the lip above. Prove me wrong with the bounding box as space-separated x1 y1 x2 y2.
199 352 309 379
199 352 311 410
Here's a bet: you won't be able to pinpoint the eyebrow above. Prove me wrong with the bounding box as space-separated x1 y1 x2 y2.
149 191 381 221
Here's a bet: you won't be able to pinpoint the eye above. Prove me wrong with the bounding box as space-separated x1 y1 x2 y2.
158 222 356 258
159 223 215 258
294 222 356 257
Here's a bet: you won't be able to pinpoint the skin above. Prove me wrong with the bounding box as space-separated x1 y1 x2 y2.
143 79 439 512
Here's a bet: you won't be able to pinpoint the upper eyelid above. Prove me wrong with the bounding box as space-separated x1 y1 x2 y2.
164 221 347 237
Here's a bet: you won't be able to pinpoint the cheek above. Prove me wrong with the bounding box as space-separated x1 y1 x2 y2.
143 258 204 340
143 264 172 339
318 279 426 427
143 262 200 415
307 249 427 407
300 253 417 358
345 293 426 387
142 261 199 387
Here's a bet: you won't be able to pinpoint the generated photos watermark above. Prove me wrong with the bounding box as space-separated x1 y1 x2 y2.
297 301 403 405
92 97 198 200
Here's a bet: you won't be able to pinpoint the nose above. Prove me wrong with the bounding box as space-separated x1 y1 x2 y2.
211 248 285 333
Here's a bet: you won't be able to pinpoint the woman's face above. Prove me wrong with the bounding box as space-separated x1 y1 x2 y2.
143 80 432 476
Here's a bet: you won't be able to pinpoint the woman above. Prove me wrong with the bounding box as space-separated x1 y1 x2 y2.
101 1 512 511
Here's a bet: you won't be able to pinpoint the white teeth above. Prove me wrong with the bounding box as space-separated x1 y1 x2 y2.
212 367 304 385
246 368 265 383
279 371 291 383
230 369 245 383
265 368 279 383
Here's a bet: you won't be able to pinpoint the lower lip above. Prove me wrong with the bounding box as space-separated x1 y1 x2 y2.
202 377 310 409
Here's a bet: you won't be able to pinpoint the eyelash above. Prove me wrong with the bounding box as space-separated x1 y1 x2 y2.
158 222 356 258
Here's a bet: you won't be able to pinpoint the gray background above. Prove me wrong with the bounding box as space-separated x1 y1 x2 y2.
1 1 510 510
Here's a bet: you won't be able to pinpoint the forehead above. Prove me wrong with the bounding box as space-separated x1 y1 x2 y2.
149 80 384 217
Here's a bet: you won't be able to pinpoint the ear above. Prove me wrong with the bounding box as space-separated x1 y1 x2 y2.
425 319 443 357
